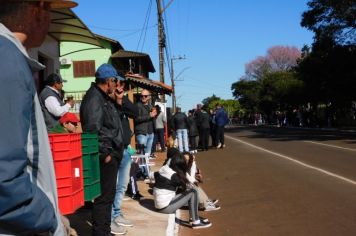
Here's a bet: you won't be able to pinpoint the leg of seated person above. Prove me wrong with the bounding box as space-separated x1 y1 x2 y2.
159 188 199 222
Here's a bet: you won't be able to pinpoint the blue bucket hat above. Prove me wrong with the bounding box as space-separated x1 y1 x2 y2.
95 64 125 81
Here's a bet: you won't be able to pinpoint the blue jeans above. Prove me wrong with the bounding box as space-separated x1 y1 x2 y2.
145 133 154 155
111 149 132 219
136 134 147 152
177 129 189 152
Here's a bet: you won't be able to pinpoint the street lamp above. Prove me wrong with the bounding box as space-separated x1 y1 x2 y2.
170 55 186 113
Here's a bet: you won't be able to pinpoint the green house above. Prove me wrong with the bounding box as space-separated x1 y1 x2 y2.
60 34 123 109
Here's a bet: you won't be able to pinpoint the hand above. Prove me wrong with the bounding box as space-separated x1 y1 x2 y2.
63 122 76 133
104 155 112 163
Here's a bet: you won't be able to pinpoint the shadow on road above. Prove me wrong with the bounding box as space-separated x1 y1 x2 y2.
226 125 356 143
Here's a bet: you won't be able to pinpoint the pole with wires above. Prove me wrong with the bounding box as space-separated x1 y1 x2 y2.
171 55 186 113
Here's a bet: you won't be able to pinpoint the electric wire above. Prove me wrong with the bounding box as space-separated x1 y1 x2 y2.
137 0 153 51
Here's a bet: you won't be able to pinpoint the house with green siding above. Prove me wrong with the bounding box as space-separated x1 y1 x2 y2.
60 35 123 109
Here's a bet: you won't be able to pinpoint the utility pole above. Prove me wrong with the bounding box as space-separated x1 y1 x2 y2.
171 55 186 113
156 0 175 102
156 0 165 85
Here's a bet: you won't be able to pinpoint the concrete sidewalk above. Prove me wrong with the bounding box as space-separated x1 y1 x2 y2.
68 152 177 236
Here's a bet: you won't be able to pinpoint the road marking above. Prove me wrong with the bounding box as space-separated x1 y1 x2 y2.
225 135 356 186
304 140 356 152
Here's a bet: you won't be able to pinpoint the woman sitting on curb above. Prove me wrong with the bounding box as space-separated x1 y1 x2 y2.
153 152 212 229
183 152 220 211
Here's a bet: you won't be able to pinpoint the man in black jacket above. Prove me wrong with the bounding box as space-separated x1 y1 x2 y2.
171 107 190 152
134 89 157 155
80 63 124 236
111 79 138 233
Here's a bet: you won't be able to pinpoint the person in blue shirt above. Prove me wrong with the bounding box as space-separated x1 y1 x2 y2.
214 104 229 149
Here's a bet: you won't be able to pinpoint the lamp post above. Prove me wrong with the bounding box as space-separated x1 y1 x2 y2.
170 56 186 113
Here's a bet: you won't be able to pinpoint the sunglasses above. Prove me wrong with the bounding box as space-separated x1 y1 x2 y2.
141 95 150 98
110 78 118 83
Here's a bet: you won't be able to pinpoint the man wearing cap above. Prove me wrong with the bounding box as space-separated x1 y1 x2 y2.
80 63 125 236
40 73 75 130
0 0 77 235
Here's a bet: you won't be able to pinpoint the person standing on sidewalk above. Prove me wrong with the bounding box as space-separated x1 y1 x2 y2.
187 110 198 153
171 107 190 152
134 89 157 156
111 78 138 234
214 104 229 149
198 107 211 151
152 105 167 154
39 73 75 130
0 1 77 235
80 63 124 236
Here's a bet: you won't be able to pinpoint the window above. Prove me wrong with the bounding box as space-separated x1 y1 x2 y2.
73 60 96 78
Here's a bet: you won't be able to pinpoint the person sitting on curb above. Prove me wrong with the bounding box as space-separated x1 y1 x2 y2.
153 152 212 229
183 152 220 211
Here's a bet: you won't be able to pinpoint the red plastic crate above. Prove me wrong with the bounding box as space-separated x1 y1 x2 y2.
58 189 84 215
53 155 84 215
48 133 82 161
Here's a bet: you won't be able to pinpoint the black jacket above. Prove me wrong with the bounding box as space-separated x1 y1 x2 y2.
120 96 138 147
199 111 210 129
134 101 154 135
80 83 123 161
171 112 189 130
187 116 198 136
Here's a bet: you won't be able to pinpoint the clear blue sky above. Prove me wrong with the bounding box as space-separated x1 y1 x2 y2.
73 0 314 112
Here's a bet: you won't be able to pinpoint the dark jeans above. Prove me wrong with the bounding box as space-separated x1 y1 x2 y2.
210 125 216 147
215 126 225 146
152 128 165 153
189 136 197 150
92 155 121 236
200 128 210 150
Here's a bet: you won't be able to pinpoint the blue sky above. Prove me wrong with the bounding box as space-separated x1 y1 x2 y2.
73 0 314 112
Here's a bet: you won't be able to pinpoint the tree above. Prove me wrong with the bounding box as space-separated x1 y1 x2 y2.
231 79 261 113
244 46 302 80
201 94 220 108
267 46 301 71
301 0 356 46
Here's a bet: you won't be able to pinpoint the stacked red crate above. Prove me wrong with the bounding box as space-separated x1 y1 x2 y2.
48 133 84 215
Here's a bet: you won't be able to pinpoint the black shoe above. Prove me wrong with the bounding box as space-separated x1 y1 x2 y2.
131 192 143 201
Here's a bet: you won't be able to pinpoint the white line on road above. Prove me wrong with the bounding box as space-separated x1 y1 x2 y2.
304 140 356 152
225 135 356 186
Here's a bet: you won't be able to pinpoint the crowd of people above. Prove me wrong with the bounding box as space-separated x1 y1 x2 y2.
0 1 229 235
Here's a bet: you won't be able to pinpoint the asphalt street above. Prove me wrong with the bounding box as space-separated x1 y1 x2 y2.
180 126 356 236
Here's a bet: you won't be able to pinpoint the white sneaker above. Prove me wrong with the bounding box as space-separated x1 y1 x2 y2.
115 215 134 227
216 143 222 149
111 221 127 235
204 203 221 211
207 199 219 205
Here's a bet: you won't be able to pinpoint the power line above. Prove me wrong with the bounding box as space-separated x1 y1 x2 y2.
88 24 156 32
137 0 153 51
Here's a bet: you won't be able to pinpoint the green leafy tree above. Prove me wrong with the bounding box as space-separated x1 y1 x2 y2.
301 0 356 46
231 79 261 114
201 94 220 108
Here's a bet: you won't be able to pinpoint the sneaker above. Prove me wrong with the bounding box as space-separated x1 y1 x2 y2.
110 221 127 235
122 195 131 201
207 199 219 205
115 215 133 227
131 192 143 201
204 203 221 211
192 221 212 229
189 217 210 224
216 143 222 149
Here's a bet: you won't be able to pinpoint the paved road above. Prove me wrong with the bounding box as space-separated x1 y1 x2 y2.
180 126 356 236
